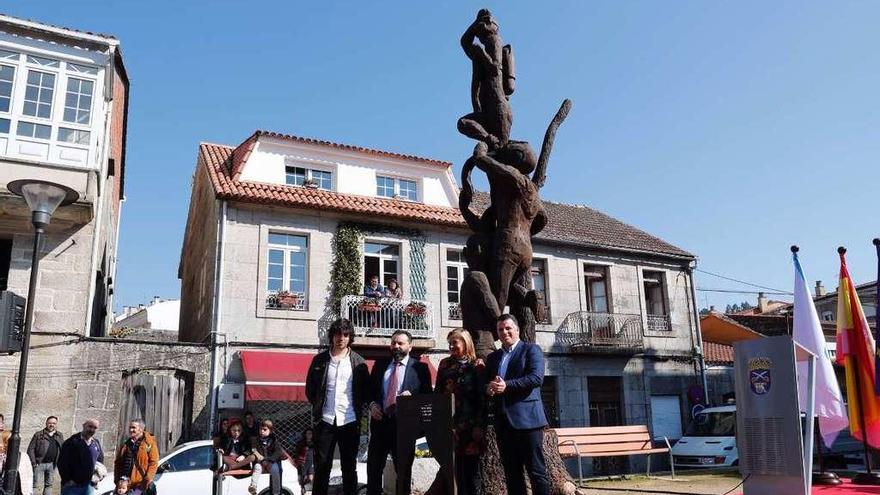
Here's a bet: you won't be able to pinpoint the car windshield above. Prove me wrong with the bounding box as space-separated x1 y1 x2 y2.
685 411 736 437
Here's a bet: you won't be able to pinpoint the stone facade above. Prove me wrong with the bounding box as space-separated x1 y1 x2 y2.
0 335 211 465
179 134 704 476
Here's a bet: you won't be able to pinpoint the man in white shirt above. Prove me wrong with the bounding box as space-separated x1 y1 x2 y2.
305 319 370 495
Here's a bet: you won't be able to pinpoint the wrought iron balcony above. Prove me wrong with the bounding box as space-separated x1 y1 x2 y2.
265 291 307 311
557 311 644 352
447 302 463 320
340 295 434 339
646 314 671 332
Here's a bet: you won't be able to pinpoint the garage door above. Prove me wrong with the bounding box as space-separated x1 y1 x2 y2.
650 395 683 440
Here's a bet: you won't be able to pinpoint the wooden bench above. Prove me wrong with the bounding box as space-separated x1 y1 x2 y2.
554 425 674 482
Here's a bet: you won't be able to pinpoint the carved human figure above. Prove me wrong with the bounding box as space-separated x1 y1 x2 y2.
457 9 515 150
470 140 546 313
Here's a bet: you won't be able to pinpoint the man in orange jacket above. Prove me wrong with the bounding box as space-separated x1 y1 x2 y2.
113 420 159 495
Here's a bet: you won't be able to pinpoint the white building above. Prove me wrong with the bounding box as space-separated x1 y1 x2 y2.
0 14 129 336
179 131 704 472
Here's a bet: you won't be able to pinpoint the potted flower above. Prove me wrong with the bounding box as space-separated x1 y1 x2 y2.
404 301 427 316
358 297 382 312
275 291 300 308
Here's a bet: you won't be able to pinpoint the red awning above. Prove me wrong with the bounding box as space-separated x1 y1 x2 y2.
240 351 315 402
240 351 438 402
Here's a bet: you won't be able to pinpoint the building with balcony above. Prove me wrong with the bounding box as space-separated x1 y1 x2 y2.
179 131 704 462
0 14 128 337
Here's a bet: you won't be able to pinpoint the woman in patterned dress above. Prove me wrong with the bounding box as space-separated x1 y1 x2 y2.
435 328 486 495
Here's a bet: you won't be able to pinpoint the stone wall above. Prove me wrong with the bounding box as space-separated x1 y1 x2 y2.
0 211 95 334
0 334 211 466
178 161 220 343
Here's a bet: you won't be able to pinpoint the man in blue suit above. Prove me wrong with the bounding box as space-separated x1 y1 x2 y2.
486 314 550 495
366 330 433 495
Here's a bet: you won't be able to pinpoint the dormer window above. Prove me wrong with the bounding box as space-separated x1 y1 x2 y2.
377 176 418 201
286 166 332 190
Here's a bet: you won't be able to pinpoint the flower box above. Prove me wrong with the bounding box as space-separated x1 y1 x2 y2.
275 291 300 308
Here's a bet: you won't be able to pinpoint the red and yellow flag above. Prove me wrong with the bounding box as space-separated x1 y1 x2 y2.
834 249 880 447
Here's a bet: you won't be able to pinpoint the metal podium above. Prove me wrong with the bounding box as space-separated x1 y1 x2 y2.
733 335 816 495
396 393 456 495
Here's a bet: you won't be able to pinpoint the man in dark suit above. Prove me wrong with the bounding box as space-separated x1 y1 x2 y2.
486 313 550 495
366 330 433 495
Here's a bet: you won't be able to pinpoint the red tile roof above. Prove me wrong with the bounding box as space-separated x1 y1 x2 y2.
201 143 464 227
252 130 452 169
703 341 734 365
198 138 693 259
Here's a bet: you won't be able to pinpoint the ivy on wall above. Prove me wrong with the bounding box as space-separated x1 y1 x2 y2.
330 221 427 311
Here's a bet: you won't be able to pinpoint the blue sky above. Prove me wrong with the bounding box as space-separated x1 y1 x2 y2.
7 1 880 311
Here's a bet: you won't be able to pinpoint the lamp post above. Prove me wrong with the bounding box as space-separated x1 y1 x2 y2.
3 179 78 493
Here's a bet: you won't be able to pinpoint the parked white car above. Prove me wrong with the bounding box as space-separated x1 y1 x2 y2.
94 440 301 495
671 405 738 468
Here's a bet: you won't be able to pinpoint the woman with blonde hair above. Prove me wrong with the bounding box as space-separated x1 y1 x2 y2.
435 328 486 494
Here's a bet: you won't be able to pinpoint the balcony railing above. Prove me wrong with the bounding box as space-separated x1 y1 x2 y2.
265 291 307 311
447 302 463 320
646 314 671 332
558 311 644 352
341 295 434 339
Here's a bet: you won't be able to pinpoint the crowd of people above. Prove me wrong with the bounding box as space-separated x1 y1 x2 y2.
0 415 160 495
303 313 548 495
0 310 544 495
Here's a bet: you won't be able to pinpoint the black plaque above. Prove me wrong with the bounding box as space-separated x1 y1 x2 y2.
396 394 456 495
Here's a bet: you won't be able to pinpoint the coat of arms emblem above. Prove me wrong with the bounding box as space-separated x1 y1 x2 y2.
748 356 772 395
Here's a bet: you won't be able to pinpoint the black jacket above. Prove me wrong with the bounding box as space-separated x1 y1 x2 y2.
27 429 64 465
57 435 101 486
219 436 252 457
305 349 370 423
253 435 285 464
369 356 433 406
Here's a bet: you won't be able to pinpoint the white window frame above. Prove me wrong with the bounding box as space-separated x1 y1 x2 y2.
285 164 333 190
22 69 56 121
446 249 468 320
0 63 16 117
530 258 551 324
62 76 94 126
363 241 401 289
265 232 309 310
376 175 419 201
0 48 100 158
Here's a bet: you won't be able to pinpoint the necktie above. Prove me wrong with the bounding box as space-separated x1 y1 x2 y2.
384 361 401 413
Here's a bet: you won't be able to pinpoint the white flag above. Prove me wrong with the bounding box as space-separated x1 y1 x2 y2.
793 252 848 447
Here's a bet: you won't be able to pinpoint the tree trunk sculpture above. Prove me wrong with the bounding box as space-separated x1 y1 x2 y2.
456 9 578 495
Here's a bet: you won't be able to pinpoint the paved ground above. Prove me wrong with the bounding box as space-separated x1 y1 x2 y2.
579 470 745 495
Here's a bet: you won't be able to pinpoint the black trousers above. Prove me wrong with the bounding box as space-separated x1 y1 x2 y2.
456 453 480 495
313 419 361 495
495 414 550 495
367 416 415 495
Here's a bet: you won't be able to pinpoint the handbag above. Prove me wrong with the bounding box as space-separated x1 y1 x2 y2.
131 442 158 495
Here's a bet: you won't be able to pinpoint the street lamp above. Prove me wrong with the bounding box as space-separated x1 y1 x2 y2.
3 179 78 493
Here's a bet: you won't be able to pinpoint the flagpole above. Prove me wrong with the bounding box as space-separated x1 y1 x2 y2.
841 246 880 485
793 245 843 486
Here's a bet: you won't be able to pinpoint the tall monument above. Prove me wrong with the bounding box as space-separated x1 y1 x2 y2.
456 9 576 495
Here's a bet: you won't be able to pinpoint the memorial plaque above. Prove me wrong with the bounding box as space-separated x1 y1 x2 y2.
734 335 815 495
396 394 456 495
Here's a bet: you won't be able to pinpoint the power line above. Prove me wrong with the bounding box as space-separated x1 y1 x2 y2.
696 288 791 296
695 268 791 294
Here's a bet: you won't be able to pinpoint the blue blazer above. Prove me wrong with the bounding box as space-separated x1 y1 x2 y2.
486 341 548 430
370 356 433 406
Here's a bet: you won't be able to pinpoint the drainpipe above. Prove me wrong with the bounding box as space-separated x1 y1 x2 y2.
686 264 709 403
208 200 228 436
